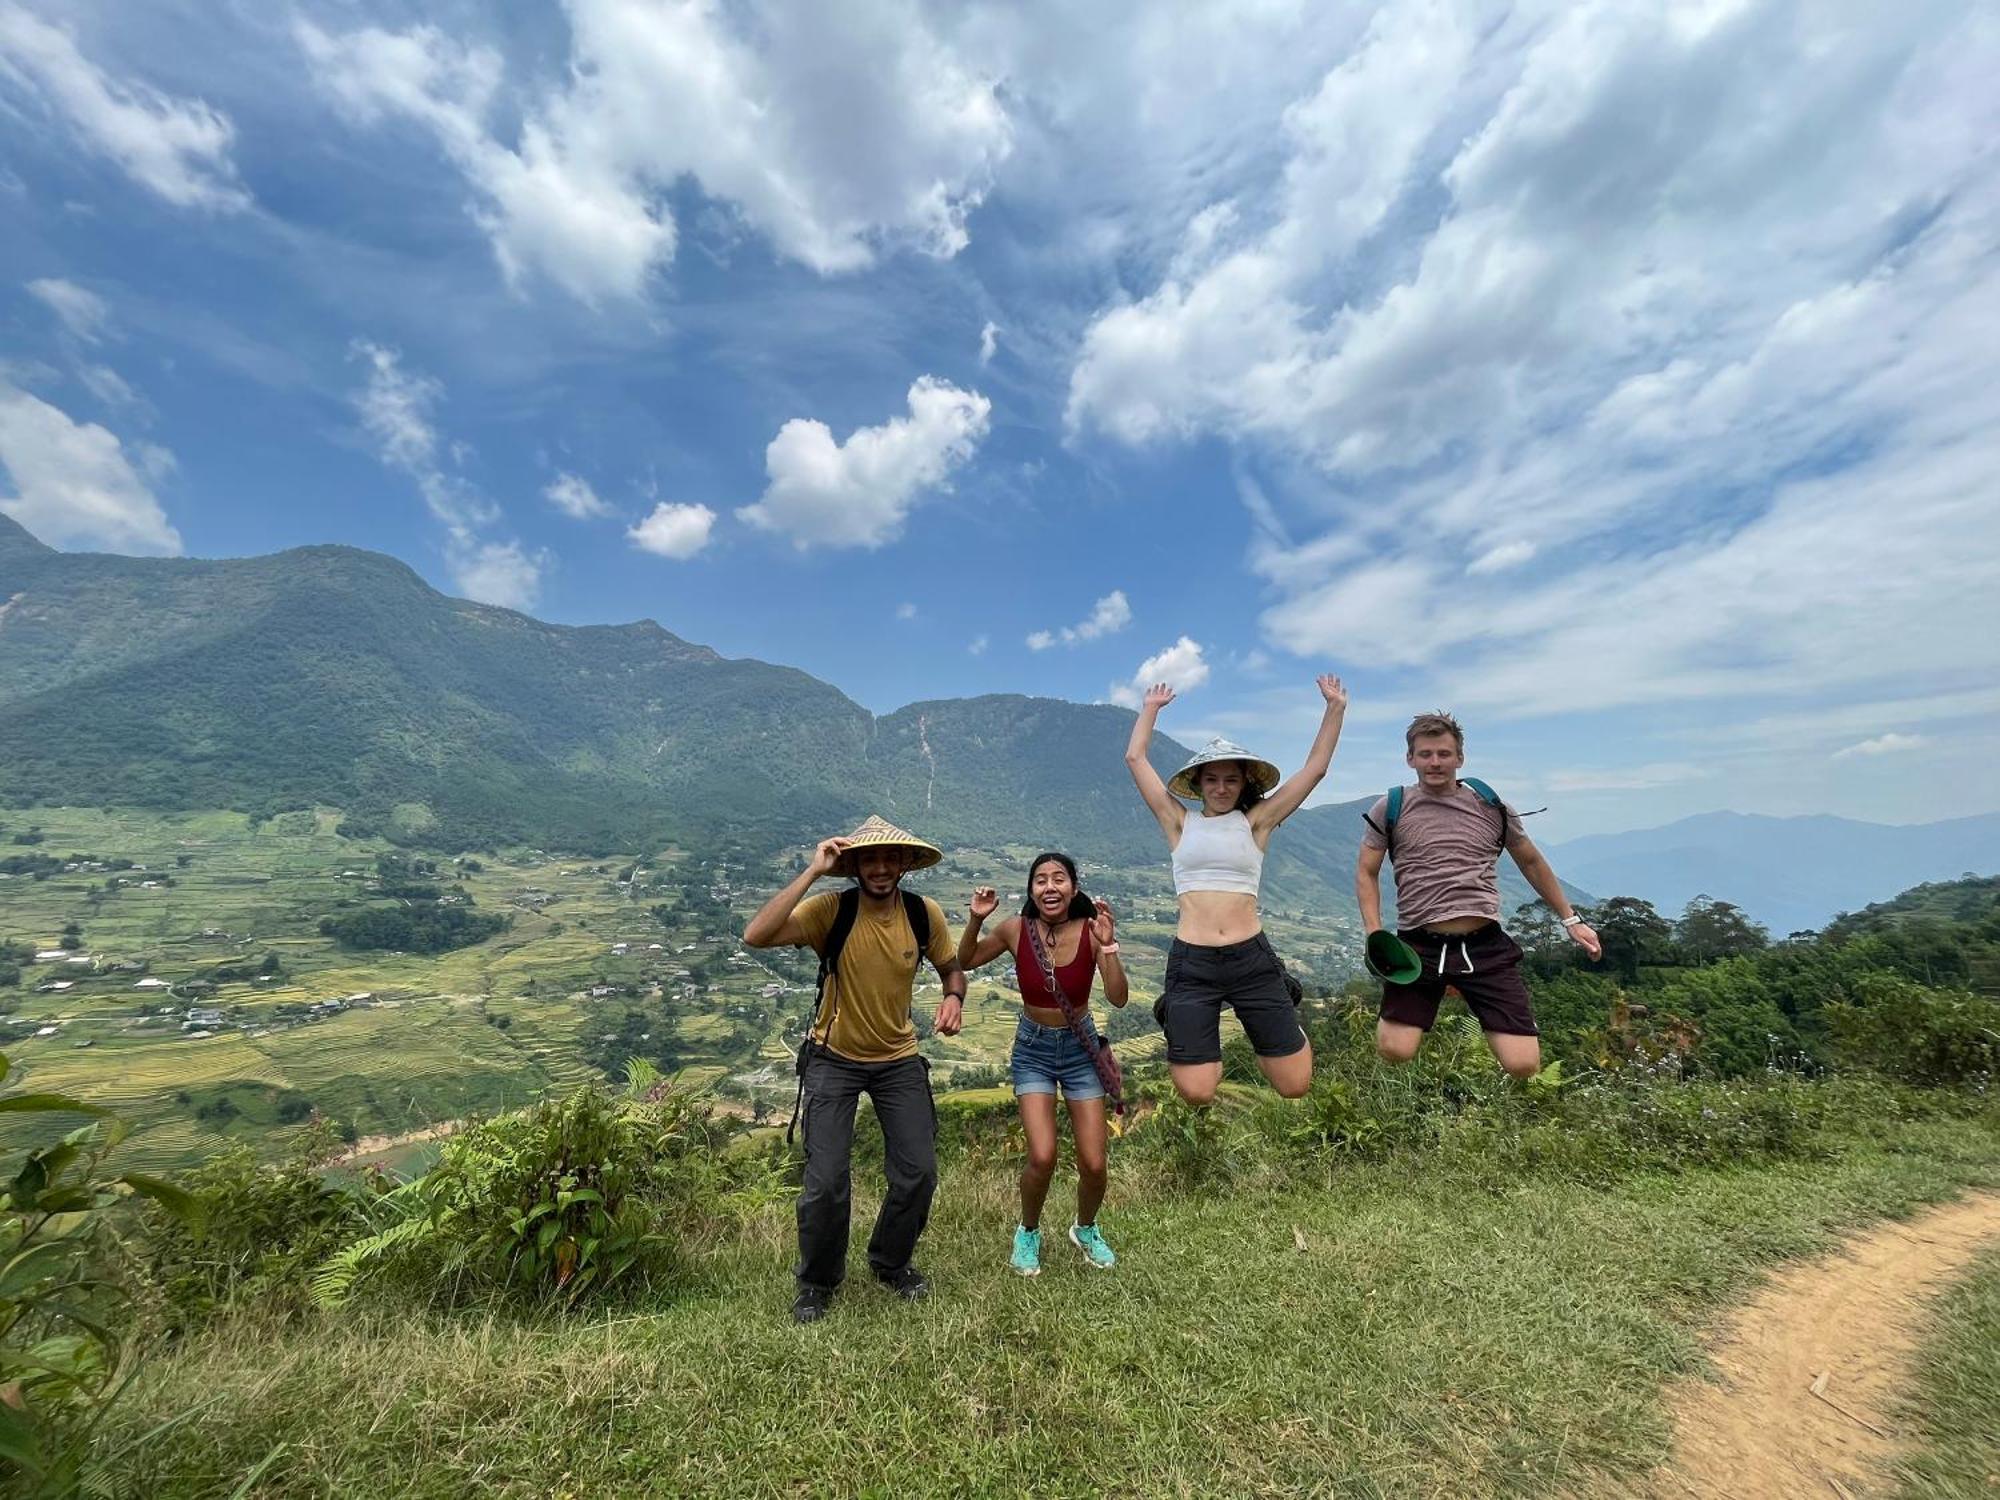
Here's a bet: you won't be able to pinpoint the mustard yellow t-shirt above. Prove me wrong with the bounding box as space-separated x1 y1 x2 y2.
794 889 954 1063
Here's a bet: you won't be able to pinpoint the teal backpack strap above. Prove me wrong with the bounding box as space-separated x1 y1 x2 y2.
1460 778 1508 850
1363 784 1404 854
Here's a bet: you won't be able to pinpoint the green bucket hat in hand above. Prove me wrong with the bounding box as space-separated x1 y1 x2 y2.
1365 929 1424 986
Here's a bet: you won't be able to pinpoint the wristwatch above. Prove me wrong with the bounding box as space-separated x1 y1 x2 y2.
1560 914 1584 928
1099 943 1121 955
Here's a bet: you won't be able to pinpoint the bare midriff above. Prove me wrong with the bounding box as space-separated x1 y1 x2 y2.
1410 914 1490 935
1176 890 1262 946
1021 1002 1072 1028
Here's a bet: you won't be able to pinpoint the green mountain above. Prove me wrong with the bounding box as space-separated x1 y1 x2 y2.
0 514 1560 918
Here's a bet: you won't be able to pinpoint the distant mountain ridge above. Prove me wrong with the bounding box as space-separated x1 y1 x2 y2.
12 515 1499 913
1543 810 2000 934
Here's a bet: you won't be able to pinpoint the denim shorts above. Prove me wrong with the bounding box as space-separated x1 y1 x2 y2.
1009 1014 1106 1100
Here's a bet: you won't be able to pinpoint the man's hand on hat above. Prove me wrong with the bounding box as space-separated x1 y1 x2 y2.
1317 674 1348 711
807 837 851 877
1565 920 1602 961
968 886 999 920
934 995 964 1036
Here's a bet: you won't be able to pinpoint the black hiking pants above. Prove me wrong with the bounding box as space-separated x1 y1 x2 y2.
795 1051 937 1293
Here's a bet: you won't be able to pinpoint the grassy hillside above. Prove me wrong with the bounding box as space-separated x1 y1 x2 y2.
88 1073 2000 1499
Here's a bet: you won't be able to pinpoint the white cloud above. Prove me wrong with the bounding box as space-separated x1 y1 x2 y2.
1833 733 1927 760
0 379 179 554
297 1 1010 303
349 343 544 607
1058 1 2000 733
545 472 613 521
0 5 247 210
1108 635 1209 708
968 633 988 655
1466 540 1534 576
1027 588 1131 649
25 278 110 342
447 537 546 611
738 376 990 549
627 502 717 560
978 320 999 364
896 602 918 620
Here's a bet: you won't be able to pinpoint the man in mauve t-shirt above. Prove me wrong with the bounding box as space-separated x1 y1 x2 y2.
1355 711 1601 1078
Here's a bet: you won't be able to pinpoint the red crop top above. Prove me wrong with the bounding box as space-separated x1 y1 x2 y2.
1013 920 1096 1010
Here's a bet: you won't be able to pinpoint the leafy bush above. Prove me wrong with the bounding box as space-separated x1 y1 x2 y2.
139 1123 378 1330
311 1066 770 1309
0 1053 194 1487
1825 975 2000 1088
317 905 507 954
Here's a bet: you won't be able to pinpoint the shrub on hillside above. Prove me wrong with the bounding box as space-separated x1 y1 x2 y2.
1825 975 2000 1088
311 1067 776 1309
141 1122 380 1329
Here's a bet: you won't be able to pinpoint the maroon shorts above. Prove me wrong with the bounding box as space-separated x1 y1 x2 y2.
1378 923 1538 1037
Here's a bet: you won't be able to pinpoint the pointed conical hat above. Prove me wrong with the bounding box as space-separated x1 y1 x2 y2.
832 814 943 876
1167 738 1283 802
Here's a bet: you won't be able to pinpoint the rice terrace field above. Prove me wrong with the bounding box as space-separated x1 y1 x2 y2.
0 804 1214 1170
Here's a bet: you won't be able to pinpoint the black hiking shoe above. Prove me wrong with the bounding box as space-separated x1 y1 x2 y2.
792 1286 833 1324
875 1265 930 1302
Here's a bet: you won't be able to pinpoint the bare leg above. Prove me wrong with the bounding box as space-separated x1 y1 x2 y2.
1256 1038 1314 1098
1169 1060 1221 1106
1485 1030 1542 1079
1066 1096 1109 1225
1376 1019 1424 1064
1017 1092 1059 1229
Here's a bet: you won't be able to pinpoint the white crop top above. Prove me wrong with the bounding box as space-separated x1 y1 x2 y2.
1171 809 1264 896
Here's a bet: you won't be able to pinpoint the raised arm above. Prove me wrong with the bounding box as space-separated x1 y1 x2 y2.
1507 838 1601 960
1253 675 1348 832
742 837 845 947
1124 683 1185 842
956 886 1016 971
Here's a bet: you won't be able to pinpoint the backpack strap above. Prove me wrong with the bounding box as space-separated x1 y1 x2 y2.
1362 784 1404 855
1460 777 1510 851
788 887 862 1145
900 889 932 963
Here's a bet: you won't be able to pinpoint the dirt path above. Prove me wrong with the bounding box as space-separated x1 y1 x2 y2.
1645 1190 2000 1499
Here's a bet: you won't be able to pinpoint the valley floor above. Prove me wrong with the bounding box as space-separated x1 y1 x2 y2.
103 1115 2000 1499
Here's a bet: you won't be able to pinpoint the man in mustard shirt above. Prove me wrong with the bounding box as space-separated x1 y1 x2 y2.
744 815 966 1324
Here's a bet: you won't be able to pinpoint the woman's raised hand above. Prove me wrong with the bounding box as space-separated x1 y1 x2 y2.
969 885 999 920
1317 674 1348 711
1090 898 1116 947
1142 682 1176 712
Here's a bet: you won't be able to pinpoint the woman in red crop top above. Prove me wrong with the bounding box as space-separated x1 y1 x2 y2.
957 852 1128 1275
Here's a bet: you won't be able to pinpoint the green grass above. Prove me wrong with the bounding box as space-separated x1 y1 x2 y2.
97 1114 2000 1499
1895 1243 2000 1498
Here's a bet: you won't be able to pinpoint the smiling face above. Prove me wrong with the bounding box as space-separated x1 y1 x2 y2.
1028 856 1076 922
1197 760 1247 814
852 844 910 898
1406 731 1466 792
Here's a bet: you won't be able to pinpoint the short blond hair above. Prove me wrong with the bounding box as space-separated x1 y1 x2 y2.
1405 711 1464 753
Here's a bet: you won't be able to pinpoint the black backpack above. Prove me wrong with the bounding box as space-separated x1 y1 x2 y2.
786 887 932 1143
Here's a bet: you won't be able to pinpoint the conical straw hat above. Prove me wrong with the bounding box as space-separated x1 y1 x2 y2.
832 814 943 877
1167 738 1283 802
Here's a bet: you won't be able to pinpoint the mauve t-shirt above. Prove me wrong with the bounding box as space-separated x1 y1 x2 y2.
1361 782 1532 930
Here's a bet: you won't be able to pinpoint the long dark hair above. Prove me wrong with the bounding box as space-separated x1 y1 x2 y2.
1021 851 1097 921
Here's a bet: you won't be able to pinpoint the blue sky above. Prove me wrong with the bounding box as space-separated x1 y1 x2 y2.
3 0 1997 840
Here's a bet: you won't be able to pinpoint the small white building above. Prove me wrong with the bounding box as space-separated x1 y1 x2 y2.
134 977 170 989
34 1025 59 1037
34 949 68 963
36 981 73 993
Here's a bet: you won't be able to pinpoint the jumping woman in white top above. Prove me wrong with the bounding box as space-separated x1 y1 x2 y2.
1125 675 1348 1104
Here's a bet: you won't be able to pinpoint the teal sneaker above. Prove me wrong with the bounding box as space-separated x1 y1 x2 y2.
1009 1224 1041 1277
1069 1222 1116 1270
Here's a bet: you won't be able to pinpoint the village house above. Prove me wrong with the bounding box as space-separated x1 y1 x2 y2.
134 977 170 990
35 981 72 993
33 949 69 963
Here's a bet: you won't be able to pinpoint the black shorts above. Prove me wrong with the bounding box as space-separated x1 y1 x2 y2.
1154 933 1306 1064
1378 923 1538 1037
